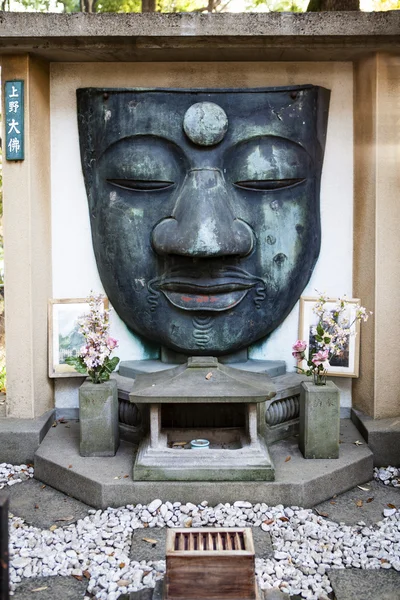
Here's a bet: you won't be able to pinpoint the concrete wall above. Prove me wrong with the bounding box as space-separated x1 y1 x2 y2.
2 56 54 418
50 61 353 411
353 54 400 419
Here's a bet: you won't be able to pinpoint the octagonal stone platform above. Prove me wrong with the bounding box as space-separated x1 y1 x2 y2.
34 419 373 510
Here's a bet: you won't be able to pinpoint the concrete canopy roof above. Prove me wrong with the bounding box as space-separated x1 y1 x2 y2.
0 11 399 62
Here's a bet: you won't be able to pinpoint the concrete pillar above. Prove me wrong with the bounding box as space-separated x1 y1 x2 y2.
353 53 400 419
2 55 53 418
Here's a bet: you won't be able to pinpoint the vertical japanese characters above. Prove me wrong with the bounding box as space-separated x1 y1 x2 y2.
5 81 24 161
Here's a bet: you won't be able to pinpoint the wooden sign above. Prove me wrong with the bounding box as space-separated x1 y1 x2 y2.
5 80 24 161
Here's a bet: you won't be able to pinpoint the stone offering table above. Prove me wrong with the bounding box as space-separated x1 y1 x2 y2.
130 357 276 481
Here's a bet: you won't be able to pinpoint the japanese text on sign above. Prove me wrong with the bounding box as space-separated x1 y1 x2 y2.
5 81 24 161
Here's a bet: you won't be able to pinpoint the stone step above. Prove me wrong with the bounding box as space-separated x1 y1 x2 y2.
34 419 373 510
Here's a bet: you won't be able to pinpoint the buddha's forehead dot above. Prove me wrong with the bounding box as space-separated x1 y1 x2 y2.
183 101 229 147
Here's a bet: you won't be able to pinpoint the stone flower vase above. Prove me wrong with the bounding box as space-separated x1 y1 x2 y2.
299 380 340 459
79 377 119 457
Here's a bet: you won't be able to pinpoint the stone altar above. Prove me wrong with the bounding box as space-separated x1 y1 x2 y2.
131 357 276 481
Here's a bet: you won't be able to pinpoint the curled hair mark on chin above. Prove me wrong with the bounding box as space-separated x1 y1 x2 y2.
192 316 213 349
147 277 161 312
254 284 267 309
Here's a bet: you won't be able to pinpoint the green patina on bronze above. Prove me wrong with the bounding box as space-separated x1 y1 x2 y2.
77 85 330 356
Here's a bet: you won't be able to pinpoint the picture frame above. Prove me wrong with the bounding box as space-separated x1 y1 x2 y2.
298 296 361 378
48 297 108 378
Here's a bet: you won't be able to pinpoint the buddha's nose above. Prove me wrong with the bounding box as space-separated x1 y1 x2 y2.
151 169 254 258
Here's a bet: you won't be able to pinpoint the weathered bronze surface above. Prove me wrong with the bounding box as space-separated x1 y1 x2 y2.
77 86 330 356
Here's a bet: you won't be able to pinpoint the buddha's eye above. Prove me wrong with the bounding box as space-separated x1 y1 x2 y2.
107 179 174 192
234 178 306 191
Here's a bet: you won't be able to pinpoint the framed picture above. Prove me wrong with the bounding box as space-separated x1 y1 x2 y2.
48 297 108 378
298 296 361 378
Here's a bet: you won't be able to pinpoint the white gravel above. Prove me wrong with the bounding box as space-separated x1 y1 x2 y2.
0 463 34 489
374 466 400 487
7 496 400 600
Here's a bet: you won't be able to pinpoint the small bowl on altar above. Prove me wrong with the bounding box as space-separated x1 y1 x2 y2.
190 439 210 450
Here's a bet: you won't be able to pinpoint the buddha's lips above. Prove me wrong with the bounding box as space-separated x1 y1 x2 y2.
158 277 255 311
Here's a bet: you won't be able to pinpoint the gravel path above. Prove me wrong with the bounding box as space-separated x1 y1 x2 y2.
2 465 400 600
0 463 34 489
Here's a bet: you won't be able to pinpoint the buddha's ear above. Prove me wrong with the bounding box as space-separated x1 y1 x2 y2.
77 88 98 210
315 86 331 160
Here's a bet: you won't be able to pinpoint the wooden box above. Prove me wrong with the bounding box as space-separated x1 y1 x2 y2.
164 528 257 600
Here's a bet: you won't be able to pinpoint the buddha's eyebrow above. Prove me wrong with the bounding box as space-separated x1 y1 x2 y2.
234 133 307 148
96 134 180 162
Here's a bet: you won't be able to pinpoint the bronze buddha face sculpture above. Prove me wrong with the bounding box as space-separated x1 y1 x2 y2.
77 86 330 356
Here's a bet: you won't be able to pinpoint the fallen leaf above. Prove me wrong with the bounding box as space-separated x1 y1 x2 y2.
315 509 328 517
354 440 363 446
172 442 187 447
52 422 57 428
387 503 397 509
367 498 374 503
118 580 131 587
330 501 336 505
143 571 152 577
143 523 149 528
339 440 343 444
284 456 291 462
123 475 129 478
119 562 126 569
355 500 363 508
68 465 73 469
205 372 213 380
32 587 48 592
83 570 90 579
55 516 74 522
263 519 274 525
114 476 121 480
41 485 46 489
333 494 337 498
34 504 39 509
58 418 68 424
143 538 158 544
72 575 83 581
380 558 389 564
357 486 370 491
184 518 193 527
49 525 58 531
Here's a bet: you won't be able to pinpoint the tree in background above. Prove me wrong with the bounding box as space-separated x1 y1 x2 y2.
265 0 304 9
307 0 359 9
373 0 400 7
56 0 228 14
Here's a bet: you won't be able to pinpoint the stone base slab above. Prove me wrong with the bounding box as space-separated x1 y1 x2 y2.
351 408 400 467
0 409 54 464
119 359 286 379
133 430 275 481
265 418 299 445
34 419 373 509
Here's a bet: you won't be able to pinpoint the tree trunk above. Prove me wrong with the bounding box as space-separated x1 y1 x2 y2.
307 0 359 10
80 0 98 12
142 0 157 11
